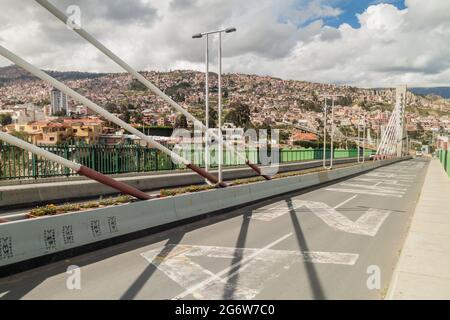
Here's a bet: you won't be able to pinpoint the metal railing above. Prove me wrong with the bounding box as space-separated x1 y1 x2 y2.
437 150 450 178
0 143 375 180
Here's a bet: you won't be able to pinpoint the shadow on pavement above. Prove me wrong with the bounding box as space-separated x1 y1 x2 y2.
286 198 326 300
222 209 253 299
120 232 185 300
0 169 381 300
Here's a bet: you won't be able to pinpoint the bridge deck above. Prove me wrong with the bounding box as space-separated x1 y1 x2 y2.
0 158 428 300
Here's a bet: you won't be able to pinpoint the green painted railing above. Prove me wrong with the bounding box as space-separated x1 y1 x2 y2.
437 150 450 178
0 143 375 180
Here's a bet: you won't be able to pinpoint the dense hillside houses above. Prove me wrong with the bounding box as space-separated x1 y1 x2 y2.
0 66 449 147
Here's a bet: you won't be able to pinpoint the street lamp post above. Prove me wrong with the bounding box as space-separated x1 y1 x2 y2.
218 31 223 183
193 27 236 184
322 94 343 170
363 118 366 162
323 98 328 169
330 97 335 169
358 116 366 163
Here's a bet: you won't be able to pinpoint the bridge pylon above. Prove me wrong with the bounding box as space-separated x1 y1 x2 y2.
376 85 408 158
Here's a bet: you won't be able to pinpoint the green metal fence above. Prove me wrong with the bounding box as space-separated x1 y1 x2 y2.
0 143 375 180
437 150 450 178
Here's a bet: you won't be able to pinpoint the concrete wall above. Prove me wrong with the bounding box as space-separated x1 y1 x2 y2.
0 157 365 208
0 157 408 269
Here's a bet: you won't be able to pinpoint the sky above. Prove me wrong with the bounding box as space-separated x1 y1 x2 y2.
0 0 449 88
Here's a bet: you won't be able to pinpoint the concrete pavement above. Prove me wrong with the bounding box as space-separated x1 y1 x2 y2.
387 158 450 299
0 158 428 300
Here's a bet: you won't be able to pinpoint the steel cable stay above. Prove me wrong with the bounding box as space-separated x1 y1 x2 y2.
0 131 152 200
34 0 272 181
0 45 227 188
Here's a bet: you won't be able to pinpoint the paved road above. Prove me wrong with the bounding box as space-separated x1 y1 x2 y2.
0 158 429 300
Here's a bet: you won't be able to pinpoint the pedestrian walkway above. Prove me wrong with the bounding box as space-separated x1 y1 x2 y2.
387 158 450 299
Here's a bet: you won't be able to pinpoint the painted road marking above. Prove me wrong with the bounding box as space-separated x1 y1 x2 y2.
292 200 391 236
326 180 406 197
339 183 407 192
249 202 293 221
353 178 411 187
250 207 291 221
141 234 359 300
170 233 293 300
334 195 358 209
365 172 414 180
325 187 403 197
375 172 416 177
251 194 359 222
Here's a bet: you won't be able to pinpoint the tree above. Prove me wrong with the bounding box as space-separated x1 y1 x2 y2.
105 102 119 113
279 130 290 144
128 79 147 91
336 96 352 107
298 99 321 112
208 108 217 128
224 101 252 128
132 112 143 123
122 109 131 123
52 110 66 117
9 130 29 141
175 114 188 128
0 114 12 126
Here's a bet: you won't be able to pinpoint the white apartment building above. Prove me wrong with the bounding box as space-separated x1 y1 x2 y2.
50 88 69 115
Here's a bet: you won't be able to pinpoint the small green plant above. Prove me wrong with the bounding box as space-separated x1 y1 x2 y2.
233 176 265 185
159 162 357 197
80 201 100 209
29 195 134 217
160 184 215 197
30 204 58 217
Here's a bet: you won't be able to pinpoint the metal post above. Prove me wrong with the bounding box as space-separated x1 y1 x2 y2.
218 32 223 183
378 110 381 151
323 99 328 169
330 97 335 169
204 34 209 179
357 118 362 163
363 119 366 163
322 94 342 169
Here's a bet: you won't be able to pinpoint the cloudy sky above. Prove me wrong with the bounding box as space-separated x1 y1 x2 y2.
0 0 449 87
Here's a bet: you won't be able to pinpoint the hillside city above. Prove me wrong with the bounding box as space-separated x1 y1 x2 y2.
2 0 450 304
0 65 449 148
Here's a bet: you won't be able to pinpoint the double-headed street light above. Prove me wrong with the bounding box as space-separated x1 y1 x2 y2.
357 116 366 163
321 94 343 170
193 27 236 184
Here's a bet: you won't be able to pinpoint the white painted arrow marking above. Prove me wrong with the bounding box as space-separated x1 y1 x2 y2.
334 195 358 209
292 200 391 236
251 205 291 221
141 240 359 300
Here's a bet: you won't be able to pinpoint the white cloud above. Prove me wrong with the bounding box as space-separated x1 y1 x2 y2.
0 0 449 87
